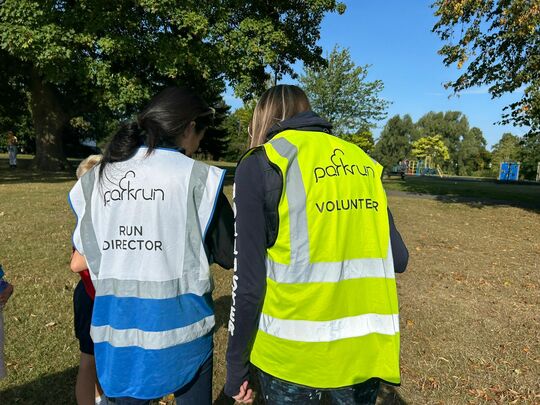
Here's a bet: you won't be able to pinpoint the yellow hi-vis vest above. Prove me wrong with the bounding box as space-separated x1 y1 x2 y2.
249 130 400 388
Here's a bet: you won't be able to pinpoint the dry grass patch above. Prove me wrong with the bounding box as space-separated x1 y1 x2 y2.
390 197 539 404
0 166 538 404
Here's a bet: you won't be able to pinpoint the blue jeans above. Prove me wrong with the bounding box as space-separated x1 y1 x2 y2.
107 355 212 405
257 370 380 405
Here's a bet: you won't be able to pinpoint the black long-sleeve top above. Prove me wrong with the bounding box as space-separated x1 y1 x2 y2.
204 190 234 269
224 112 409 397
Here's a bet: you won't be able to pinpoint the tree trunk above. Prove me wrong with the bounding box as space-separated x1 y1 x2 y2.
30 69 69 171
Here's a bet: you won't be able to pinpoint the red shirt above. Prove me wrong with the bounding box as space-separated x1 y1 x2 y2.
72 248 96 299
79 269 96 300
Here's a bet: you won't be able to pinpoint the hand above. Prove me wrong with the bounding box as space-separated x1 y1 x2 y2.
0 284 14 306
233 380 254 404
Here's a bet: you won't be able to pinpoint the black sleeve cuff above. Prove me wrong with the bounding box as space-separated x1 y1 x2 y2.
224 362 250 397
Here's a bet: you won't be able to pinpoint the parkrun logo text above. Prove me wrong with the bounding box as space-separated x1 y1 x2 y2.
103 171 165 206
314 148 375 183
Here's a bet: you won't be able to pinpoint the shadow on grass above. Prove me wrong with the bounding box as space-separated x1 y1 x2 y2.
0 158 234 186
385 176 540 212
0 366 77 404
433 194 540 212
0 167 76 184
0 157 76 184
0 366 406 405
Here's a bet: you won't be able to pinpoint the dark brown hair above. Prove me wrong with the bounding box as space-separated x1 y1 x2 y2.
99 87 213 180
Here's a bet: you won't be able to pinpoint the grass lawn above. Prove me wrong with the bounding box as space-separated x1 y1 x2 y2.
383 175 540 207
0 158 539 404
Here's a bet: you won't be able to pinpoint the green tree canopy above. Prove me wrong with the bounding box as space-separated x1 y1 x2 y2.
343 128 374 154
299 46 390 136
0 50 34 152
491 132 521 168
433 0 540 132
416 111 470 174
221 101 256 162
412 135 450 167
457 127 490 176
0 0 345 169
519 132 540 179
373 114 417 169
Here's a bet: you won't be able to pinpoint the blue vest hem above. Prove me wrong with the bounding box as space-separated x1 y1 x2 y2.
96 334 213 399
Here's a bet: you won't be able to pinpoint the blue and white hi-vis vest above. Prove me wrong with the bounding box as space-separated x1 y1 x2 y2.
68 147 225 399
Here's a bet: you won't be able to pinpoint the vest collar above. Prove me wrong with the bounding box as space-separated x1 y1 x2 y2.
266 111 333 141
142 140 186 155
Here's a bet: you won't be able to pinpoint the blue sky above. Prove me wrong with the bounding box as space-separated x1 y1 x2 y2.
225 0 527 149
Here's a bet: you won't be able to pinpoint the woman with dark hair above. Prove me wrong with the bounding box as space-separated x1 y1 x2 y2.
226 85 409 404
69 87 234 404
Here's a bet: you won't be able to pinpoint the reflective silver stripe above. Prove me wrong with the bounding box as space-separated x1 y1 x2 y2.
267 241 394 284
93 277 212 299
183 161 210 274
270 138 310 264
80 168 101 274
260 313 399 342
91 315 215 350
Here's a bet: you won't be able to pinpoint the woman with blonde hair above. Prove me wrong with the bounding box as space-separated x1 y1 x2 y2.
225 85 409 404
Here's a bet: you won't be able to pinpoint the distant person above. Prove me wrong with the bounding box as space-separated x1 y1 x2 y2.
68 87 234 404
7 131 17 168
0 264 14 381
226 85 409 404
70 154 107 405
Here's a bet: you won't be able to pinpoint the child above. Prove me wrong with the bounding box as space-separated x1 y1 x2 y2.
70 155 107 405
0 264 14 380
7 131 17 168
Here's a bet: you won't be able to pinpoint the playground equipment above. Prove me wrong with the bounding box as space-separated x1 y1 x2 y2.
398 157 444 178
498 161 520 181
389 163 406 179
